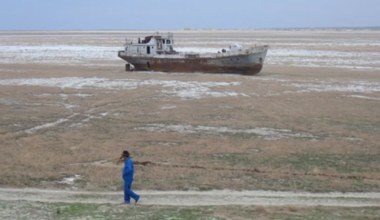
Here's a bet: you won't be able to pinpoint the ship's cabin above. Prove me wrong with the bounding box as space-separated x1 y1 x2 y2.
124 33 176 55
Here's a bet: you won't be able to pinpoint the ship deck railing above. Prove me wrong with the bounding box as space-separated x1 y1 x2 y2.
119 45 268 59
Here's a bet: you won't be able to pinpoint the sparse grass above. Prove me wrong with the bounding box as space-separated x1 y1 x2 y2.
1 30 380 195
1 30 380 219
284 153 380 173
1 200 379 220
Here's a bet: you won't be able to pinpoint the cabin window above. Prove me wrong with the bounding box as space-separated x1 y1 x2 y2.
162 39 165 44
167 40 171 44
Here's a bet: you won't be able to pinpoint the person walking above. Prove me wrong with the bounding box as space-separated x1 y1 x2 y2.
118 150 140 204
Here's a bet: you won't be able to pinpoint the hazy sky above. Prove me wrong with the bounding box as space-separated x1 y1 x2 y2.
0 0 379 30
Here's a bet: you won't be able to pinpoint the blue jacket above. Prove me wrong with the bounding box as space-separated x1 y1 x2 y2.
123 158 134 182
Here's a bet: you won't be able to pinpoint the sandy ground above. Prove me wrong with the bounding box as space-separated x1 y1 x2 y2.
0 187 379 207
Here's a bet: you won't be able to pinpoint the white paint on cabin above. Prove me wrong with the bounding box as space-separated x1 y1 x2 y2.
125 33 175 56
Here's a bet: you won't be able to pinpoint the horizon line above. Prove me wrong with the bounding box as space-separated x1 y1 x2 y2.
1 26 380 32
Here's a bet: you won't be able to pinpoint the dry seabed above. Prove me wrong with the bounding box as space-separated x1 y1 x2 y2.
0 30 379 198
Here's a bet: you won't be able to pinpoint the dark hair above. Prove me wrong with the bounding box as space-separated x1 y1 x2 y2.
122 150 130 158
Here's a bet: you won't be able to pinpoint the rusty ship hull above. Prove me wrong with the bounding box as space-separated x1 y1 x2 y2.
118 33 268 75
118 45 268 75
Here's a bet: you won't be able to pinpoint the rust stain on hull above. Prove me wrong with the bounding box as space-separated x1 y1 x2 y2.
119 52 266 75
132 60 263 75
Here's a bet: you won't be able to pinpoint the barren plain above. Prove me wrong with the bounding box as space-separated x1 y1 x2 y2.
0 29 379 219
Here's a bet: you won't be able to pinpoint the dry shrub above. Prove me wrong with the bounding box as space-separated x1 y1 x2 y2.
254 206 271 214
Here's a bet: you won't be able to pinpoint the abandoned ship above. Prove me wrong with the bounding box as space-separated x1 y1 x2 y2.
118 33 268 75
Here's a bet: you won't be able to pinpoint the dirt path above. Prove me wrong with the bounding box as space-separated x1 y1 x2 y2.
0 188 379 207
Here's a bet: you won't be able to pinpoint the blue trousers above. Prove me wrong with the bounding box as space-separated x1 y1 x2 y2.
124 180 140 203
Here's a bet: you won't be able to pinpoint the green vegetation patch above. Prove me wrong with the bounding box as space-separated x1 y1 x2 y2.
54 203 218 220
1 201 380 220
